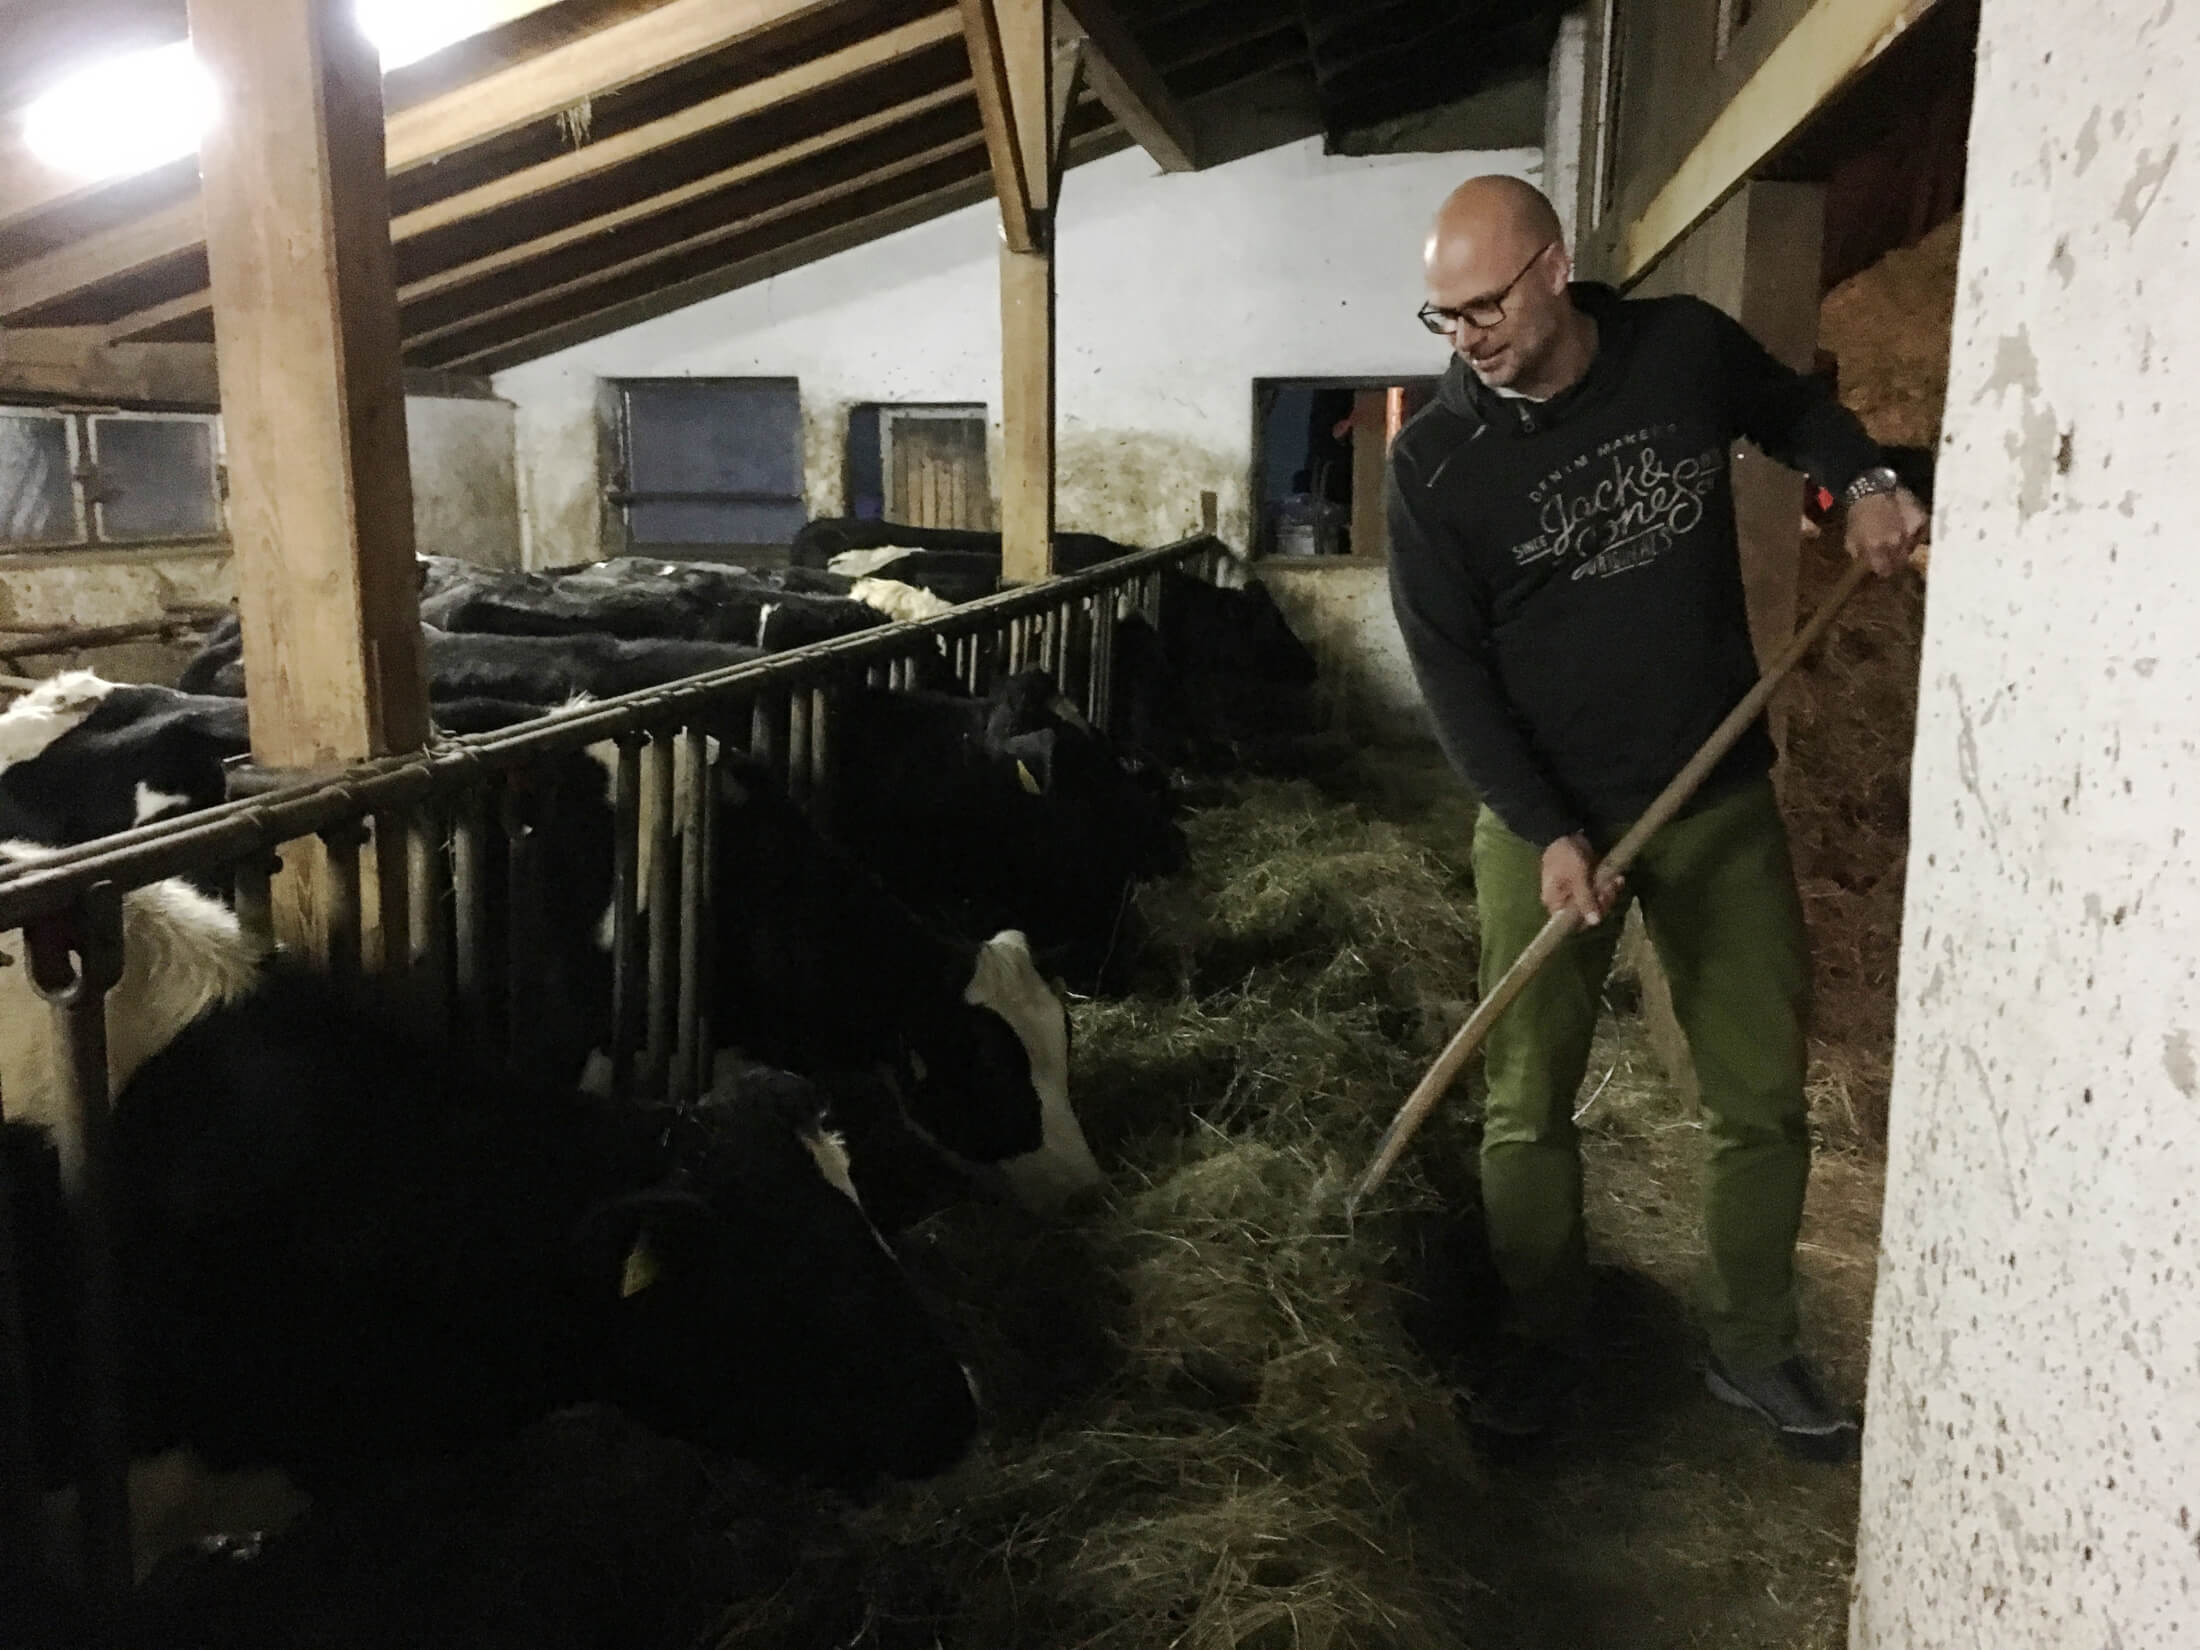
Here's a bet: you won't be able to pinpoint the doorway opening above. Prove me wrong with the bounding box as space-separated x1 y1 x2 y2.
1250 376 1438 560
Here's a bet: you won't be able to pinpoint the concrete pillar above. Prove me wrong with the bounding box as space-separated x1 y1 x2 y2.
1850 3 2200 1643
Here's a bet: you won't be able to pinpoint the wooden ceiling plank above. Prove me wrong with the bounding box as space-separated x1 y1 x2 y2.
406 132 988 352
1057 0 1198 170
957 0 1038 249
2 0 839 321
0 324 220 406
102 11 966 341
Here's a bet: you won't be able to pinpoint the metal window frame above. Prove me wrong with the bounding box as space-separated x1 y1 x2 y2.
84 408 226 545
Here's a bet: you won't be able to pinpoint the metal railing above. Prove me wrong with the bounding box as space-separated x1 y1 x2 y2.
0 533 1223 1610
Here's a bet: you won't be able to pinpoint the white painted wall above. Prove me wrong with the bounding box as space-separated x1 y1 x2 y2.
495 136 1537 568
407 394 521 569
1850 4 2200 1645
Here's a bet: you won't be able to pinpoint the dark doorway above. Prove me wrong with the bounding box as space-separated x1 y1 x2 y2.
1251 376 1439 559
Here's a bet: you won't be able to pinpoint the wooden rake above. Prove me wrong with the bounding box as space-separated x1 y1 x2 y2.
1345 557 1876 1219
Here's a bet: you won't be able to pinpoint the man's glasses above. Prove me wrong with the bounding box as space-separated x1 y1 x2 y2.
1417 240 1555 334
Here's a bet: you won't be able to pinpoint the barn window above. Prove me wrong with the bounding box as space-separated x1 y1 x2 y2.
0 405 225 550
846 404 994 530
609 377 806 564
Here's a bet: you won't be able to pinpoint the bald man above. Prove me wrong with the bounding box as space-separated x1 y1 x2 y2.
1387 175 1924 1457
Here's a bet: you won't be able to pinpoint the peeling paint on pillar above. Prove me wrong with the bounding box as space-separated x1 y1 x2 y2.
1851 2 2200 1646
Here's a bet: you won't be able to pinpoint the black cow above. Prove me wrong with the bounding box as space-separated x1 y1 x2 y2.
423 558 893 652
826 673 1181 993
790 517 1136 574
1108 571 1321 770
0 869 978 1579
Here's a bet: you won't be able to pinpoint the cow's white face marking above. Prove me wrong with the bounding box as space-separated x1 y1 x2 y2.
849 577 953 625
826 546 919 579
754 603 776 646
0 844 265 1163
801 1125 862 1207
0 671 116 776
132 780 191 825
963 930 1102 1212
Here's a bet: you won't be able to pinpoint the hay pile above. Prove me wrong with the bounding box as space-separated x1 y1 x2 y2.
1781 216 1956 1143
705 777 1492 1650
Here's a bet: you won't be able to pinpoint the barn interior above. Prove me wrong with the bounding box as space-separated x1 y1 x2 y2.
1 2 2192 1649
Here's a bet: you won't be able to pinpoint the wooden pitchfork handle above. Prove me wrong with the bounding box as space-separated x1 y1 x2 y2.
1346 556 1875 1218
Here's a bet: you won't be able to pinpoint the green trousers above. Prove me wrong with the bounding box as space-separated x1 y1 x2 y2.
1471 777 1812 1369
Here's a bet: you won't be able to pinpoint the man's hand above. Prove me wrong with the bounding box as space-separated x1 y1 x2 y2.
1845 486 1929 577
1541 833 1622 926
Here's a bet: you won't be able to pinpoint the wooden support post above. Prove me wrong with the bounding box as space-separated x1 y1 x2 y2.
190 0 431 960
1349 387 1389 559
1612 179 1828 1105
964 0 1061 586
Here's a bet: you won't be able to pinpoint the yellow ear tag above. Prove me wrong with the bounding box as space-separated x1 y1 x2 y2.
1015 760 1042 795
620 1235 661 1299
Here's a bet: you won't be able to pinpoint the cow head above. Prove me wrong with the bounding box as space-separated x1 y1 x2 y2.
900 931 1103 1215
579 1066 977 1483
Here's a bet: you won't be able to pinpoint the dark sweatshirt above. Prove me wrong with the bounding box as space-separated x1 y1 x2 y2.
1386 283 1882 847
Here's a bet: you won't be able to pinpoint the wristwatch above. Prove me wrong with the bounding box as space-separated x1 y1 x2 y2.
1841 465 1901 506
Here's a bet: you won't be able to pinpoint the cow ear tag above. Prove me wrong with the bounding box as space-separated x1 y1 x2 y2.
620 1234 662 1298
1015 760 1042 795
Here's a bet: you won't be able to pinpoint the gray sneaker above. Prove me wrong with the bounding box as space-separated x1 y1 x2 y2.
1705 1354 1860 1462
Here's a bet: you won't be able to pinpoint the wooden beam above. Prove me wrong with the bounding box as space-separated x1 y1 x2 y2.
0 0 565 242
1619 0 1935 283
1049 38 1087 204
433 127 1132 373
104 13 968 342
959 0 1038 251
1057 0 1198 171
983 0 1055 584
1348 388 1387 560
188 0 429 953
0 326 219 406
411 134 989 355
1 0 839 324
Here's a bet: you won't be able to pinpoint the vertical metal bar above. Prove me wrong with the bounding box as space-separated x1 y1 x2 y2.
807 685 834 836
451 787 490 1049
608 734 644 1103
867 660 889 690
322 822 364 989
371 809 411 991
643 731 678 1096
502 769 545 1077
672 724 710 1107
0 1095 42 1579
1142 571 1161 626
232 851 277 951
753 691 785 791
786 686 813 808
406 806 451 1040
1093 591 1117 730
25 893 131 1607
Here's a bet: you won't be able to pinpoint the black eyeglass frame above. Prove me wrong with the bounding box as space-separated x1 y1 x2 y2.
1417 240 1557 335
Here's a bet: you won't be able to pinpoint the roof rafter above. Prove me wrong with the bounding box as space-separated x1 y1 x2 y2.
1056 0 1198 171
103 9 967 342
0 0 841 324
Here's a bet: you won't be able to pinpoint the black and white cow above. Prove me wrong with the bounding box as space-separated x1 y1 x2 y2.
822 547 1002 605
790 517 1136 575
697 751 1104 1215
0 860 979 1577
0 674 246 846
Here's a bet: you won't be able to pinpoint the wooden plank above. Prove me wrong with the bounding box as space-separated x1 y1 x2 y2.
958 0 1037 251
1619 0 1935 283
1057 0 1197 172
1049 38 1086 202
999 0 1054 212
188 0 429 956
1349 387 1387 560
107 46 973 342
2 0 839 323
0 326 218 406
0 0 562 242
998 242 1054 584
